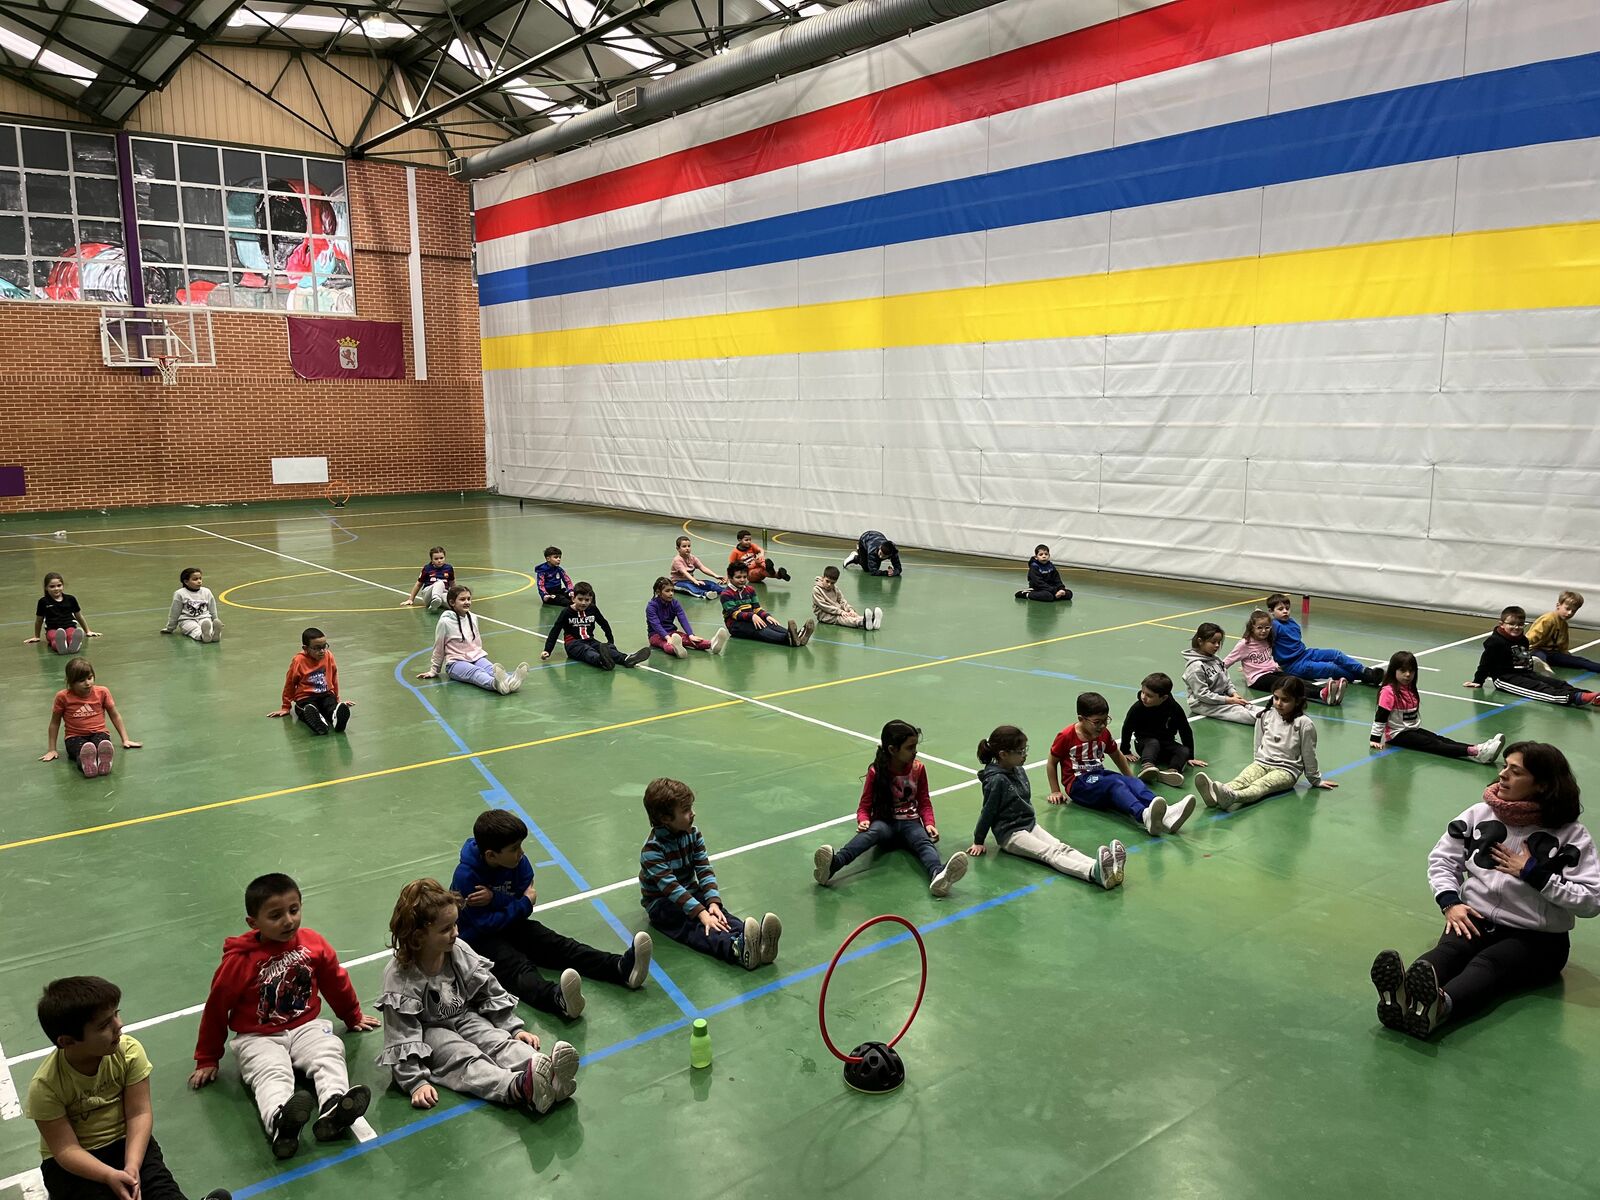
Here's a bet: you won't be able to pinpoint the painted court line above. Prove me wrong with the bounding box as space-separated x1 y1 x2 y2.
0 1035 18 1120
0 1167 46 1199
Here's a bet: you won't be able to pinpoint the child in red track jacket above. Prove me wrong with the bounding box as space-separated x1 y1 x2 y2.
190 873 379 1160
267 627 352 735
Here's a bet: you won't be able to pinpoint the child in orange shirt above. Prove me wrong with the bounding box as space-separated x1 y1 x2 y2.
267 627 352 735
728 529 790 585
40 657 141 777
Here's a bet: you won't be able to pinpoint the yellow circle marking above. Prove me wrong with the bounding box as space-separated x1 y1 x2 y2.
220 566 536 613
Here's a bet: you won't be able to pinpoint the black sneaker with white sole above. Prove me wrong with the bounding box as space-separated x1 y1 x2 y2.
1370 950 1407 1032
312 1084 370 1142
268 1089 315 1159
332 701 352 732
299 705 330 735
622 646 651 667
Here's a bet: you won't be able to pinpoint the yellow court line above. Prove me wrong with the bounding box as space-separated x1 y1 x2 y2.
753 596 1265 701
0 698 744 855
1147 621 1211 634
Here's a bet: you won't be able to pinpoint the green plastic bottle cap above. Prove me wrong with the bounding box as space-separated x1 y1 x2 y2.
692 1019 708 1033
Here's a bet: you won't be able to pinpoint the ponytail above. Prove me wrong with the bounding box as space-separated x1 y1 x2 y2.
977 724 1027 764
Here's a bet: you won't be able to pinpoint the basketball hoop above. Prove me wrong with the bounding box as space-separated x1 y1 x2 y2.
154 355 179 386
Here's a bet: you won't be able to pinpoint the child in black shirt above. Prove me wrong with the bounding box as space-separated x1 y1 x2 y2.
1120 672 1203 784
540 582 650 671
26 572 97 654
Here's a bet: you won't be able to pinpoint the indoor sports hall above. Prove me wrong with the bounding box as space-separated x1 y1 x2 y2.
3 1 1599 1199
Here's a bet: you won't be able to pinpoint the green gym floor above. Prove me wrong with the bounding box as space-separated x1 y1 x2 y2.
3 494 1598 1199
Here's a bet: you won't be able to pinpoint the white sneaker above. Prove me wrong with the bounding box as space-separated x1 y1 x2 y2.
667 633 686 658
492 663 511 694
1141 797 1167 836
507 662 528 693
198 616 214 642
1530 656 1555 677
210 620 223 644
1136 764 1160 784
555 968 585 1019
549 1041 580 1104
624 931 653 989
874 607 884 628
1092 844 1117 890
428 593 445 612
709 627 729 655
759 912 782 964
1156 768 1185 786
813 845 835 886
1472 732 1505 764
1194 772 1217 808
1109 840 1127 886
843 551 860 569
1162 794 1196 834
929 851 969 898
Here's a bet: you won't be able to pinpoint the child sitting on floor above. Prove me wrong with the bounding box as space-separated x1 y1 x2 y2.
401 546 454 611
1195 677 1337 812
1528 591 1600 674
967 724 1124 889
1466 606 1600 709
1183 622 1256 725
1268 593 1382 686
540 582 650 670
26 572 98 654
189 873 379 1160
1015 544 1072 602
1369 741 1599 1040
452 810 653 1021
1225 610 1345 706
1046 692 1191 835
416 585 527 693
1371 650 1502 764
26 976 230 1200
377 879 579 1114
721 563 813 646
535 547 573 607
160 567 222 643
813 565 882 630
1120 672 1204 789
729 530 790 584
40 657 140 778
812 720 969 897
669 535 725 601
640 778 781 971
268 628 352 734
646 577 727 658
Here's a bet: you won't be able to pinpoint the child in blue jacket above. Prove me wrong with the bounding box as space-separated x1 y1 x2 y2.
1016 544 1072 602
1268 593 1382 686
451 810 652 1020
535 547 573 607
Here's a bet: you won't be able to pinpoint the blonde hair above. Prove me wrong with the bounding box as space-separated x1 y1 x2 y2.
1559 590 1584 610
388 879 461 969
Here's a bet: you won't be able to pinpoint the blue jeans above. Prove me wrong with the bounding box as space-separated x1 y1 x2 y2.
647 899 748 964
830 819 942 879
674 579 722 599
1279 648 1365 681
1534 648 1600 674
1070 772 1159 820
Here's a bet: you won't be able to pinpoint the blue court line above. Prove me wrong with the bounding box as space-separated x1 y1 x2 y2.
392 649 698 1019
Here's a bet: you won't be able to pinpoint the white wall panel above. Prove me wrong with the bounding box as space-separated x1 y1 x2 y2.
1253 317 1445 394
1267 1 1465 116
1113 46 1271 146
1443 311 1600 392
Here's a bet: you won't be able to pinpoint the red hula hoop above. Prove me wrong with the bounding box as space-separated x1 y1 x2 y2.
817 914 928 1064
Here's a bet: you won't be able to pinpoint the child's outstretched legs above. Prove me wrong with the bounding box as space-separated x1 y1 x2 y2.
1000 826 1120 888
1388 728 1485 760
1207 763 1297 810
1199 704 1259 725
446 656 499 691
1283 649 1369 682
1536 648 1600 673
45 626 84 654
647 899 752 964
821 820 893 879
728 621 790 645
1069 772 1166 833
421 1016 538 1105
894 819 944 879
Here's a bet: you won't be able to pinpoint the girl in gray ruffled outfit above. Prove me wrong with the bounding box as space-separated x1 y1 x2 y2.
377 878 579 1113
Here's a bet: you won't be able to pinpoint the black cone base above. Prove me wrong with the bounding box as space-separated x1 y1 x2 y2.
843 1042 905 1094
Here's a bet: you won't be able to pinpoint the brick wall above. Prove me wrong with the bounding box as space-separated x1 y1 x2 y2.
0 160 484 514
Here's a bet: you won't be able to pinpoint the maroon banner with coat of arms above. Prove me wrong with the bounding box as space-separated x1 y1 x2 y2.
286 316 405 380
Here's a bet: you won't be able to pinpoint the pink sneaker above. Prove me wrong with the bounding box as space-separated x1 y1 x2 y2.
79 749 100 778
96 741 115 776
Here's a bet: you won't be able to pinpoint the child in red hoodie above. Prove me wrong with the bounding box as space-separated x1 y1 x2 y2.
189 873 379 1160
266 627 353 734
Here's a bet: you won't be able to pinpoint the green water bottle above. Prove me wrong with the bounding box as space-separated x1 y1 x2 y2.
689 1018 712 1068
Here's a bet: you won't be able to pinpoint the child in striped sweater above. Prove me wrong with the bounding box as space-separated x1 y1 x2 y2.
415 585 527 693
1370 650 1502 764
639 778 781 971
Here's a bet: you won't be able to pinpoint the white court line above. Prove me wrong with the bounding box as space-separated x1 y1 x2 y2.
190 525 976 774
0 1167 46 1199
351 1117 377 1142
0 1036 18 1119
3 766 1015 1068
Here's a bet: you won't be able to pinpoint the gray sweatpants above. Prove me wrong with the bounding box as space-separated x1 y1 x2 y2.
999 824 1096 882
234 1019 351 1129
1192 703 1257 726
422 1012 538 1104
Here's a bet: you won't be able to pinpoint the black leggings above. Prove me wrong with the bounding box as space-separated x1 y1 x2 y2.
471 921 625 1013
40 1136 190 1199
1389 728 1472 759
64 732 112 760
1133 736 1189 770
1417 923 1570 1024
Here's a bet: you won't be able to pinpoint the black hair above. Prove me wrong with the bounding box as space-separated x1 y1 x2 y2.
573 581 595 599
544 546 561 558
301 627 324 647
728 561 750 578
1381 650 1420 694
1266 593 1292 610
1033 544 1049 556
180 566 202 585
1192 621 1224 649
1503 741 1582 826
38 976 121 1045
1141 672 1173 698
652 575 674 593
474 809 529 852
736 529 752 540
246 872 301 917
1075 692 1109 718
976 725 1027 764
823 565 840 581
868 720 920 821
42 571 63 592
1272 675 1308 720
880 540 898 556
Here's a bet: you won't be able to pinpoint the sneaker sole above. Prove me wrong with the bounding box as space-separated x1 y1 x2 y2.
1401 958 1439 1039
312 1085 370 1142
271 1090 316 1159
1096 845 1117 890
1370 950 1407 1033
549 1042 580 1104
625 931 653 989
759 912 782 964
519 1056 557 1114
1142 798 1167 836
557 969 585 1019
1110 840 1128 886
740 917 762 970
812 846 834 886
1164 797 1196 834
1157 770 1185 786
1195 772 1216 808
